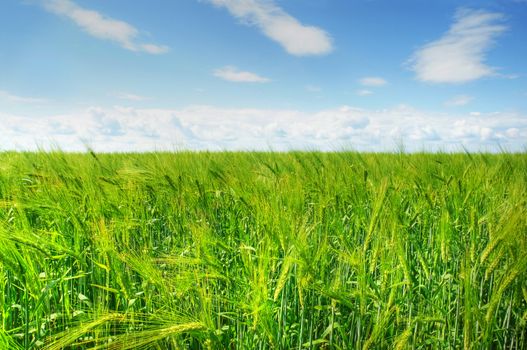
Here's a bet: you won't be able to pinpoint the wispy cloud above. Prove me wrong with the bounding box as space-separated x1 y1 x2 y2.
445 95 473 107
43 0 169 54
0 90 48 104
113 92 148 101
305 85 322 93
2 105 525 152
359 77 387 87
409 8 507 83
356 89 373 96
213 66 270 83
206 0 333 56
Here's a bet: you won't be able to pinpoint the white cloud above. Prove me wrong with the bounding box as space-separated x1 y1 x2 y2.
213 66 270 83
505 128 520 138
445 95 473 107
113 92 148 101
359 77 387 87
206 0 332 56
139 44 170 55
356 89 373 96
0 90 48 104
409 8 507 83
43 0 169 54
1 105 525 152
305 85 322 93
356 77 386 96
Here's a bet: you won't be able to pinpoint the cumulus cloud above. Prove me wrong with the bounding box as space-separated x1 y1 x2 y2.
213 66 270 83
359 77 387 87
408 8 507 83
43 0 169 54
206 0 332 56
1 105 525 152
445 95 473 107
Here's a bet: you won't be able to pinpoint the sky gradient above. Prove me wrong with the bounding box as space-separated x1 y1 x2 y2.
1 0 526 152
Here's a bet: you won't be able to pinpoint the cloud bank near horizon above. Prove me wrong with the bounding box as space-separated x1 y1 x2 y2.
1 105 524 152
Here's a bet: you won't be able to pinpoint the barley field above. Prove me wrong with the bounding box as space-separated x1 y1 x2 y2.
0 151 526 349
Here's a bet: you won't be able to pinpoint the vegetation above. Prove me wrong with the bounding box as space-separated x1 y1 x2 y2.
0 151 526 349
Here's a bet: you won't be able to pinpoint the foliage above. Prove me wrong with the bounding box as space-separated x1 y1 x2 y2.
0 151 526 349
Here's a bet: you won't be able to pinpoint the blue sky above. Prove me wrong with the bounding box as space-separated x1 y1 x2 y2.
0 0 526 151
